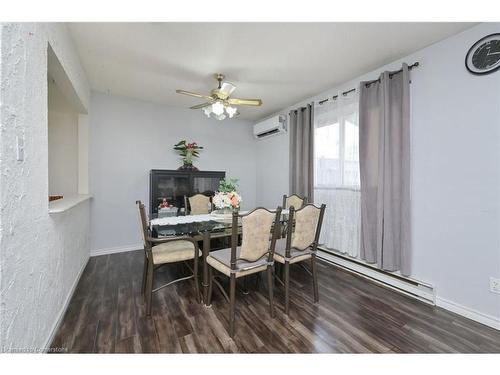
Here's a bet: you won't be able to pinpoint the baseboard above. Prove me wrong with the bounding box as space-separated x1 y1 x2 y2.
436 297 500 331
44 255 89 351
318 250 435 305
90 243 142 257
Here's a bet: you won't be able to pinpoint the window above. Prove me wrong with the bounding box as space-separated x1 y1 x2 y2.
314 93 360 257
314 121 340 187
314 99 359 189
343 113 360 187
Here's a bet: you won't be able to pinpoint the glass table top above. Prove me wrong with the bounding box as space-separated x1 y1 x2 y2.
151 212 289 238
152 219 235 237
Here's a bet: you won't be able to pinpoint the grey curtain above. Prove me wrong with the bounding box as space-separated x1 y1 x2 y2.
359 63 411 276
289 104 314 202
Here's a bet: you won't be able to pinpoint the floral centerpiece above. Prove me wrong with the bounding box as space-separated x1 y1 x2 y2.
174 140 203 170
212 178 242 215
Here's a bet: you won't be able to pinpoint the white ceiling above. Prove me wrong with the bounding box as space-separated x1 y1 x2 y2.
68 22 475 121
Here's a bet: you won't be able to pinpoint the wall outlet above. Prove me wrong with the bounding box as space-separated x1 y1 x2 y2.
490 277 500 294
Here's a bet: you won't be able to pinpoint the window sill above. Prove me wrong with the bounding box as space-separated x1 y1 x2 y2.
48 194 92 214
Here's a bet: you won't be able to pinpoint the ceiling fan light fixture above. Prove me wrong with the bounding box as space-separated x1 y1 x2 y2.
176 73 262 121
220 82 236 96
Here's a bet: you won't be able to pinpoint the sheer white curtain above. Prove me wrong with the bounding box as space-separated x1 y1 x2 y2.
314 91 360 257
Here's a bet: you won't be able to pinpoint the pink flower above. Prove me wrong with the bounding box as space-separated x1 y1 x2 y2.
230 195 239 207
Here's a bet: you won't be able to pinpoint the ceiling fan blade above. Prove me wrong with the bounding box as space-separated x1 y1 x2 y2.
176 89 213 100
228 98 263 106
190 102 213 110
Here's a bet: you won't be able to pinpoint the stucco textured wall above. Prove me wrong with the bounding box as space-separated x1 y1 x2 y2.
0 23 91 351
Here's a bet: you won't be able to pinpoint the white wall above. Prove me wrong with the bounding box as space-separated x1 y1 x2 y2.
255 23 500 323
48 79 79 196
256 132 289 208
89 92 257 254
0 23 91 351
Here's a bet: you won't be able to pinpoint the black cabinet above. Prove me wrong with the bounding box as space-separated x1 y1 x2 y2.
149 169 225 216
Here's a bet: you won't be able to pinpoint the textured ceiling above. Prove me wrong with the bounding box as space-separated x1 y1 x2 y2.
68 22 475 121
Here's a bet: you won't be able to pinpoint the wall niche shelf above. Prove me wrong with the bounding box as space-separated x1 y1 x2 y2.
48 194 92 214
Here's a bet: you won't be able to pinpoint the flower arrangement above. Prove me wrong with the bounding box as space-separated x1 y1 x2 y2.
174 140 203 170
212 178 242 212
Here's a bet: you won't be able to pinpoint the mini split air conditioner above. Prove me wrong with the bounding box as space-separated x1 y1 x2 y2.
253 115 287 139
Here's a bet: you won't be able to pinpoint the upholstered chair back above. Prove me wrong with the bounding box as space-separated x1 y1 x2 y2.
284 194 306 210
291 204 323 251
239 209 276 262
136 200 149 248
188 194 210 215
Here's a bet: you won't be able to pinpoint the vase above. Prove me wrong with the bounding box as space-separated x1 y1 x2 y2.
177 163 198 171
212 207 234 216
178 150 199 170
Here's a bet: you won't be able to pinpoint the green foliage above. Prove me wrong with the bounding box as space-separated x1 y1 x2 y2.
218 178 239 193
173 140 203 160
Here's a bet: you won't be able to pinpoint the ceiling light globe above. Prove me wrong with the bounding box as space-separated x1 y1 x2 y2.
212 101 224 116
226 106 237 118
203 107 212 117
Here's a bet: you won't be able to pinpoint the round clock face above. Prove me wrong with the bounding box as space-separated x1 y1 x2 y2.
466 33 500 75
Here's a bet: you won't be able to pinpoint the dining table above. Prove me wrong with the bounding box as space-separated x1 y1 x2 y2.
149 209 289 306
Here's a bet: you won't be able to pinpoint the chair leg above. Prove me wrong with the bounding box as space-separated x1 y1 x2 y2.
267 266 275 318
284 261 290 315
229 274 236 338
207 266 213 306
145 261 154 316
242 276 249 294
193 256 200 303
141 254 148 295
311 254 319 303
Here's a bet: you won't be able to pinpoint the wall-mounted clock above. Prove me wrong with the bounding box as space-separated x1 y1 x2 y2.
465 33 500 75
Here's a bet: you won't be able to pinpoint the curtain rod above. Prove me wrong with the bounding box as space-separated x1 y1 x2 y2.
318 62 419 105
292 103 312 112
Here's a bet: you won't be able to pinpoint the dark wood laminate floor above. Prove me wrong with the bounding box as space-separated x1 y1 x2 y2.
51 250 500 353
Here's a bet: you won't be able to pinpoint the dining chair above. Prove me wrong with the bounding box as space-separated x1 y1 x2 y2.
184 193 211 215
206 207 282 337
282 194 307 210
274 203 326 315
136 200 201 316
280 194 307 238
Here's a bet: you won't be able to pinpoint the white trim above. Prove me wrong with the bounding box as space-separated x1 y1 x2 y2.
90 243 142 257
320 247 431 285
317 250 435 304
43 256 89 352
436 297 500 331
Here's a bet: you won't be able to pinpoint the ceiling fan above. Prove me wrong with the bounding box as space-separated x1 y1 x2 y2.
176 74 263 120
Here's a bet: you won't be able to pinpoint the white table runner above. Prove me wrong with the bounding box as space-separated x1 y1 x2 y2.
150 209 288 226
150 214 214 226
